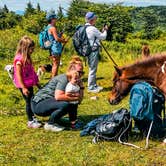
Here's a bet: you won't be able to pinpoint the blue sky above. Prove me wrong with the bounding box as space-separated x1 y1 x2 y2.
0 0 165 12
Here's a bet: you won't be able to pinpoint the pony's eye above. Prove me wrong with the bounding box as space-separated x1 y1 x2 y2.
113 87 118 93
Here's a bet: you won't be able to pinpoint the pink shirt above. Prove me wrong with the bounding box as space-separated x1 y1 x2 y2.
13 54 39 88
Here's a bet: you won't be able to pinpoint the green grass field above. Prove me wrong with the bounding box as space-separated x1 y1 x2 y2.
0 33 166 165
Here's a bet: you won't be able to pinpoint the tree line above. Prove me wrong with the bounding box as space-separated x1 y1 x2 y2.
0 0 166 42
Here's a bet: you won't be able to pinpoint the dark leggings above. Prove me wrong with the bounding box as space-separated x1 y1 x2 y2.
19 87 34 121
31 98 78 124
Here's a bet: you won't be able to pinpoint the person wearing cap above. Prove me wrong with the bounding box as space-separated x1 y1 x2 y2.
85 12 108 93
46 11 67 78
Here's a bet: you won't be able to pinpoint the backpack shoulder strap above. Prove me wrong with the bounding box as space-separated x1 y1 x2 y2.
84 24 93 30
45 25 53 31
84 25 98 47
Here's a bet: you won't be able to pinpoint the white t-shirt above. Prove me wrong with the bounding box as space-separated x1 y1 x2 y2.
85 23 107 47
65 82 80 104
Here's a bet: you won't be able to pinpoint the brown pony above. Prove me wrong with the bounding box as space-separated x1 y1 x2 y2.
109 54 166 105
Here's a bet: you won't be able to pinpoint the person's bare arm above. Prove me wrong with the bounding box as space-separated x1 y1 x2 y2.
49 27 66 43
16 64 29 96
55 90 80 101
65 92 80 97
78 80 84 103
79 89 84 104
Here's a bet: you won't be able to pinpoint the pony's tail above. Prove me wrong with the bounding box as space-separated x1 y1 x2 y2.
142 45 150 58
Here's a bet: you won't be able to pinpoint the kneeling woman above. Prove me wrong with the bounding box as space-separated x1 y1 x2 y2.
31 57 84 132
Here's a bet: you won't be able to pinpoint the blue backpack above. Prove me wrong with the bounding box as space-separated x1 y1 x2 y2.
39 26 52 49
130 82 166 142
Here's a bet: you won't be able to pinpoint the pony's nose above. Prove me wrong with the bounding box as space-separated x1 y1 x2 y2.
109 99 119 105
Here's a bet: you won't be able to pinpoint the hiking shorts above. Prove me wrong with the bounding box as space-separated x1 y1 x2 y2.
49 41 62 57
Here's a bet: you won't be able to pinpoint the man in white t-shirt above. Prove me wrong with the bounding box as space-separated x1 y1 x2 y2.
85 12 108 93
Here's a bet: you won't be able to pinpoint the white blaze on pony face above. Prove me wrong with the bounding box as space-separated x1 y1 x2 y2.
163 138 166 144
161 61 166 74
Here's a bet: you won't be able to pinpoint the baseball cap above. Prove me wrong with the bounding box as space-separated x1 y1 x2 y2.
46 11 58 21
85 12 97 21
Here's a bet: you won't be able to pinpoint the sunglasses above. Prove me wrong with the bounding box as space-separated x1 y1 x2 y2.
77 71 85 75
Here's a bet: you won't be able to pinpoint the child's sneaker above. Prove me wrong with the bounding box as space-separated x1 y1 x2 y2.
71 121 83 130
27 119 42 128
44 123 65 132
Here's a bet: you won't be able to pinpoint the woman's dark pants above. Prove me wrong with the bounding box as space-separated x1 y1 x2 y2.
31 98 78 124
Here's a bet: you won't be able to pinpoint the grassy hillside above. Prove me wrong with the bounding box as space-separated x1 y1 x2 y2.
0 29 166 165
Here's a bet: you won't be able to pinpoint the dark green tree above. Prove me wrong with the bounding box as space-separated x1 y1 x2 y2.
3 4 9 13
25 1 35 16
140 9 159 39
67 1 133 42
106 5 133 42
68 0 89 19
57 5 64 19
37 3 41 12
22 11 46 34
0 8 22 30
66 0 94 36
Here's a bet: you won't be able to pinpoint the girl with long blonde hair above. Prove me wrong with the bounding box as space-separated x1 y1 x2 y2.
13 36 41 128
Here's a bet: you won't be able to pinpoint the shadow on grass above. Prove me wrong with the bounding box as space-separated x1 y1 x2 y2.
82 77 104 82
58 115 148 142
57 114 104 129
102 87 112 92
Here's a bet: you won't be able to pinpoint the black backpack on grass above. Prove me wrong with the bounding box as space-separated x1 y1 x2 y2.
92 108 131 143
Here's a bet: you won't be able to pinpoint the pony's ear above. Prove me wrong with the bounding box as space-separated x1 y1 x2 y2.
114 66 122 76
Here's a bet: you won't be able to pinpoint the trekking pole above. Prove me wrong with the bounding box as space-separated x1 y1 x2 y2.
100 41 118 67
62 36 71 52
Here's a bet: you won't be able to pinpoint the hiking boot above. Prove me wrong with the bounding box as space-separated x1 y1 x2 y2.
44 123 65 132
95 85 103 91
88 87 100 93
71 121 83 130
27 119 42 128
88 86 103 93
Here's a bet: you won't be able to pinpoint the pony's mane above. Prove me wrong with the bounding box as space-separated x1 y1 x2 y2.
122 53 166 69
